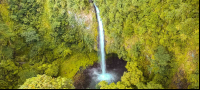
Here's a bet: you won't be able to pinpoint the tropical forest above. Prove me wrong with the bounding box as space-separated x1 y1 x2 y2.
0 0 199 89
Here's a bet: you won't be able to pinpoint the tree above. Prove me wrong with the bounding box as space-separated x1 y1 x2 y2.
98 62 144 89
188 73 199 89
0 60 19 89
98 81 115 89
150 46 171 74
130 43 141 61
121 62 144 86
44 61 59 77
18 69 37 85
19 74 75 89
136 81 164 89
20 27 39 43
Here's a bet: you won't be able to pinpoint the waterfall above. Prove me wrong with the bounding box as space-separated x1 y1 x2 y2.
86 3 115 84
94 4 106 75
94 4 114 82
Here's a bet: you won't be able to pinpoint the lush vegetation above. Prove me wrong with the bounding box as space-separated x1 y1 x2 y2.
19 74 75 89
0 0 199 89
94 0 199 89
0 0 97 89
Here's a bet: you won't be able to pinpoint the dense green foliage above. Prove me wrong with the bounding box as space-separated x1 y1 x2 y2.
0 0 199 89
94 0 199 89
0 60 19 89
19 74 75 89
0 0 97 89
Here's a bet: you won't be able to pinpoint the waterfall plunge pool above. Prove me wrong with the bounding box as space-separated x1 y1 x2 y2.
73 53 127 89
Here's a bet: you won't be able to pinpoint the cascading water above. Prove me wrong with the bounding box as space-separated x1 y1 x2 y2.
94 4 113 81
73 4 127 88
94 4 106 75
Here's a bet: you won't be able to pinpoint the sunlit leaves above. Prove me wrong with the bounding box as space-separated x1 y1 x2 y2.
0 60 19 89
137 81 164 89
19 74 75 89
45 61 59 77
53 43 71 59
123 16 134 36
98 81 109 89
98 62 144 89
60 52 98 79
130 43 141 61
180 34 187 41
123 62 144 85
52 21 61 30
179 18 197 36
188 74 199 89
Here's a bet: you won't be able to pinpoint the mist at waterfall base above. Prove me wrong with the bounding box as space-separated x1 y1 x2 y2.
73 54 127 89
89 66 116 84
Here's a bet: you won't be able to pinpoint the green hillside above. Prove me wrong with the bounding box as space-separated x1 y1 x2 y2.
0 0 199 89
